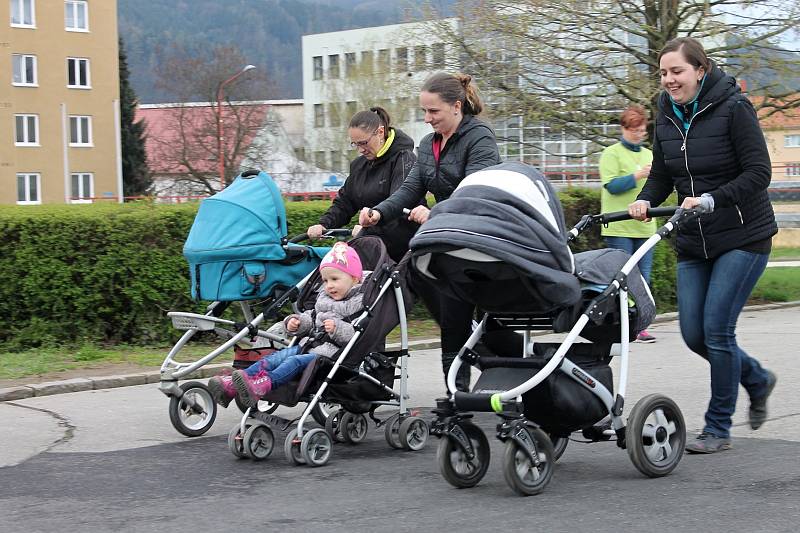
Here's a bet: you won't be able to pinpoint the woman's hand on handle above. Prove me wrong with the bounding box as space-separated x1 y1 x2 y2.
680 197 702 210
306 224 326 239
351 225 362 237
359 207 381 227
628 199 652 221
408 205 430 225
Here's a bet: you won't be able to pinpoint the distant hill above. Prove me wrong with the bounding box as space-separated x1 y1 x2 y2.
118 0 427 103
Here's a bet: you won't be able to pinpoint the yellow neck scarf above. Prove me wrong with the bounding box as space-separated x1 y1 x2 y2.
375 128 395 158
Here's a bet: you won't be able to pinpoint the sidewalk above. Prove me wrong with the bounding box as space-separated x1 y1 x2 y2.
1 301 798 403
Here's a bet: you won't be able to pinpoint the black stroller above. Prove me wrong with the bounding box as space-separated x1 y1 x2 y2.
410 161 694 495
228 235 430 466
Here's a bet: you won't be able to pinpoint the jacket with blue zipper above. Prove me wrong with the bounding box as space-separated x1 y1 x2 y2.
637 62 776 259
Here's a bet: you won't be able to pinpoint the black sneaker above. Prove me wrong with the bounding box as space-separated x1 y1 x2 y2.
685 432 731 454
749 370 777 430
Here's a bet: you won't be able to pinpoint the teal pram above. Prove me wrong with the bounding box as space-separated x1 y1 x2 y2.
159 170 337 437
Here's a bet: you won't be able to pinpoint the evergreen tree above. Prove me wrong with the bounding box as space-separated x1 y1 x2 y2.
119 37 151 197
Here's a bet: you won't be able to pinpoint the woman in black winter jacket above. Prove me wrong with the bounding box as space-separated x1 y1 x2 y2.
359 72 502 392
306 107 419 261
629 37 777 454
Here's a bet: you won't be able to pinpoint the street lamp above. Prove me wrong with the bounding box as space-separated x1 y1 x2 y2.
216 64 256 190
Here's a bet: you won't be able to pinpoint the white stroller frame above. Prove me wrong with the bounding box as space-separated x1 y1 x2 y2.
434 206 703 496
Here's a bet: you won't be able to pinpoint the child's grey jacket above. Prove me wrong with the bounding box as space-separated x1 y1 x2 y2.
283 283 364 358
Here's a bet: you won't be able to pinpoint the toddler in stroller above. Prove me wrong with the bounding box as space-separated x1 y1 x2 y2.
208 242 365 407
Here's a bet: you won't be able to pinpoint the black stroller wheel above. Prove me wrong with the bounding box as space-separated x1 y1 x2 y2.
398 416 429 451
243 423 275 461
626 394 686 477
436 422 490 489
502 428 554 496
168 382 217 437
384 414 403 449
549 433 569 461
325 409 348 443
340 412 368 444
310 402 340 426
227 423 249 459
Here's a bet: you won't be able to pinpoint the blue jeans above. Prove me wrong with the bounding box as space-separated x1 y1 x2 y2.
677 249 771 438
604 236 654 284
245 345 317 388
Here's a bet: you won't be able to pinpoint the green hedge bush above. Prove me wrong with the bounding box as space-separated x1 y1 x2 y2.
0 190 677 350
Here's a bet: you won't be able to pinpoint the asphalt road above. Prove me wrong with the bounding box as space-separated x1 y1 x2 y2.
1 306 799 532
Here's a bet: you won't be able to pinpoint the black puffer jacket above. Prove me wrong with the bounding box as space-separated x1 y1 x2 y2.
318 128 419 261
638 63 776 259
373 114 500 222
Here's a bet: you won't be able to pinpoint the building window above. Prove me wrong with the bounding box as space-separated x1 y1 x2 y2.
396 47 408 72
70 172 93 202
328 54 340 79
361 50 373 74
345 52 356 77
329 150 342 171
432 43 446 67
415 106 425 122
64 0 88 31
314 151 326 168
345 100 357 121
69 115 92 145
14 114 38 145
67 57 90 88
785 135 800 148
17 173 40 204
10 0 35 27
12 53 37 85
377 49 390 73
312 56 323 80
314 104 324 127
786 163 800 177
414 46 428 70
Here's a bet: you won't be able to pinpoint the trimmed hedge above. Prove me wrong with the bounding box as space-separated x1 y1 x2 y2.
0 190 676 349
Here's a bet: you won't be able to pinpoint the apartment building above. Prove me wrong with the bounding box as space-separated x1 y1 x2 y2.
301 19 458 173
1 0 121 204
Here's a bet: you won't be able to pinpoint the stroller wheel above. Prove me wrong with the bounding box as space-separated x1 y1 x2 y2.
301 428 333 467
398 416 429 451
310 402 341 426
384 414 403 449
502 428 554 496
437 422 490 489
169 381 217 437
325 409 348 443
626 394 686 477
243 423 275 461
227 423 249 459
284 429 306 465
340 412 368 444
549 433 569 461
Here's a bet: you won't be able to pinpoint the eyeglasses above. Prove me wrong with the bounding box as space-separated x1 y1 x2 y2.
350 130 379 148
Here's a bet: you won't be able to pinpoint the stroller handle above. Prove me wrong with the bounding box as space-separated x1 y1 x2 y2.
600 207 679 223
569 206 707 241
287 229 352 244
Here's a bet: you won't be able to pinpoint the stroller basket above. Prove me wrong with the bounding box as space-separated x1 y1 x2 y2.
168 312 218 331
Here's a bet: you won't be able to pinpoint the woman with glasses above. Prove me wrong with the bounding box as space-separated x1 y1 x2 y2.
306 106 420 261
599 105 658 343
358 72 502 392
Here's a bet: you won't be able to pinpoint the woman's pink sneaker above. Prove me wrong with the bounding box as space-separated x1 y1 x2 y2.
232 369 272 407
207 374 236 407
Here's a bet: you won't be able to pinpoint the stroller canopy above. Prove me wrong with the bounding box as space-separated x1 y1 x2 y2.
184 171 289 263
410 161 581 313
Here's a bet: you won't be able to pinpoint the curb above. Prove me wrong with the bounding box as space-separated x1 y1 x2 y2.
2 301 798 402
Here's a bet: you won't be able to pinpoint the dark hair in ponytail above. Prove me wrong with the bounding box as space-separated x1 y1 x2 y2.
421 72 484 115
348 106 392 139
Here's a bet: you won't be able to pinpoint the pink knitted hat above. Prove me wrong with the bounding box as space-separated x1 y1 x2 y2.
319 242 363 280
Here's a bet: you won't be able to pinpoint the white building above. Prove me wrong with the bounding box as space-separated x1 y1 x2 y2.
301 20 459 173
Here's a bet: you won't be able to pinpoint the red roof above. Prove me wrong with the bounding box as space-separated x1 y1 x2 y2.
135 103 270 175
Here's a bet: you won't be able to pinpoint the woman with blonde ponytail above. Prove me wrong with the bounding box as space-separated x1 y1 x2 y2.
359 71 502 392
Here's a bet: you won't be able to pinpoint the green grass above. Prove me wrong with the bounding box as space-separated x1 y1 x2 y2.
770 247 800 261
750 267 800 303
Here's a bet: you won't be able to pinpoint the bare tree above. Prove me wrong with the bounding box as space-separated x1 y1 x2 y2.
150 45 273 194
424 0 800 160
